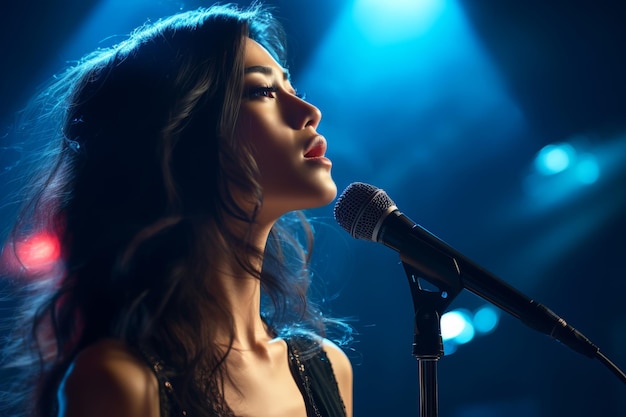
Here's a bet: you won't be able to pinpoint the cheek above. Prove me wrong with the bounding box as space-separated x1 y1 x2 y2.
237 114 292 170
253 144 297 188
235 108 283 149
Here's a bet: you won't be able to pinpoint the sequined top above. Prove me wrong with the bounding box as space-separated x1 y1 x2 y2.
140 335 346 417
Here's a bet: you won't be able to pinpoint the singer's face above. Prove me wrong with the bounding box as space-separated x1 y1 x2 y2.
234 38 337 221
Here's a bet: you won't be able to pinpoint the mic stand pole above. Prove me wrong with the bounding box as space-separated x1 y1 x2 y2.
402 263 462 417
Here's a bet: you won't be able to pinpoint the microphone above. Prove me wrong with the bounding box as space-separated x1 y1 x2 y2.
333 182 598 358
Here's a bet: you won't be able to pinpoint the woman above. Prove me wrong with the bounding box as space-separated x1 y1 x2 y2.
3 3 352 417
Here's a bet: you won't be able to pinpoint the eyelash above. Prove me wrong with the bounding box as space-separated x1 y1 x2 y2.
246 86 278 99
245 86 307 100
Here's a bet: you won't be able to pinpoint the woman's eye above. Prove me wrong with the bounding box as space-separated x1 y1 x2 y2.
246 86 278 99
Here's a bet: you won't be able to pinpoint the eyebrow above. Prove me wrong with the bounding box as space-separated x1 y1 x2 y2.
244 65 290 80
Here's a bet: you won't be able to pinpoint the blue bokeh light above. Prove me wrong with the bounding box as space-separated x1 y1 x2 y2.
534 143 576 175
473 305 500 334
441 309 475 344
441 306 500 355
575 154 600 184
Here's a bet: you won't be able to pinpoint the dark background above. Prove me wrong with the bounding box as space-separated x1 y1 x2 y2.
2 1 625 416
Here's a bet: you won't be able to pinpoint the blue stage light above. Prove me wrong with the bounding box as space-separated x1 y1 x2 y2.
352 0 445 44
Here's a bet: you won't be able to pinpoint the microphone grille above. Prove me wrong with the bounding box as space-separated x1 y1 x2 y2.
333 182 396 241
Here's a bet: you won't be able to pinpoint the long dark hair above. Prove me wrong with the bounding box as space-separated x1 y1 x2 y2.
1 4 348 416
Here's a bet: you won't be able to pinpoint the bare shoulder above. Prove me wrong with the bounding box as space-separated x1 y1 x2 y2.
59 339 160 417
322 338 353 417
321 338 352 375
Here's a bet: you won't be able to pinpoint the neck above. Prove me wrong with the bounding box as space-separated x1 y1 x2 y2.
210 221 276 351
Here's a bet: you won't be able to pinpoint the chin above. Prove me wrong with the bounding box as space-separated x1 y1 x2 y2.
259 173 338 216
320 182 338 206
306 177 338 208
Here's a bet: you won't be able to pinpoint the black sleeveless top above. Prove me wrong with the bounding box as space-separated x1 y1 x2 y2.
140 335 347 417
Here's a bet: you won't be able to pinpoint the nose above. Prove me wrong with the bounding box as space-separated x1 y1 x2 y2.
285 94 322 130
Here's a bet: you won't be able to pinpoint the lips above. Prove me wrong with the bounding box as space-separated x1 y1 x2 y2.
303 135 327 158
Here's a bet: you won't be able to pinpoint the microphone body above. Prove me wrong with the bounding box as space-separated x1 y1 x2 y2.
334 182 598 358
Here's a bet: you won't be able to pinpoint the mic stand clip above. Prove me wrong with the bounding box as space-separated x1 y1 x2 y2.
402 262 462 417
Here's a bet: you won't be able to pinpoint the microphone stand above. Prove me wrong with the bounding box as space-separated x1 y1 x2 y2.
402 263 462 417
